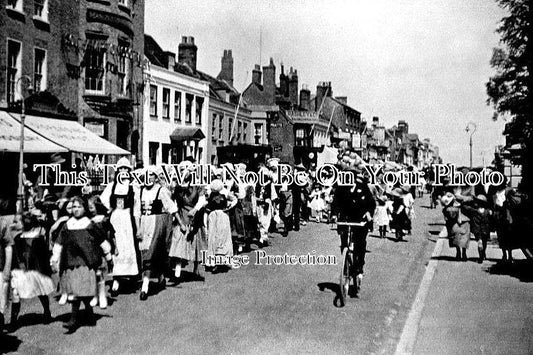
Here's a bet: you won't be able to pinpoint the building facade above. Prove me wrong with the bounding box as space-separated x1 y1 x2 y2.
1 0 145 159
143 35 209 165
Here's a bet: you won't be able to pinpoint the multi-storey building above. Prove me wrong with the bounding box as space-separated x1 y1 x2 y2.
1 0 145 159
143 35 209 165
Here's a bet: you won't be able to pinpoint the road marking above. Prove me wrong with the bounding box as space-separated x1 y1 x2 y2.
394 230 446 355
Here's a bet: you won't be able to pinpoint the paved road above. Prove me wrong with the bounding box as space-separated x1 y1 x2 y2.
2 197 442 355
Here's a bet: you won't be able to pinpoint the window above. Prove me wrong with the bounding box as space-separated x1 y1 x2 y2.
118 0 128 5
185 94 193 123
254 123 262 145
211 114 217 140
161 144 171 164
149 85 157 116
237 121 242 142
34 48 46 92
295 128 306 146
218 115 224 141
149 142 159 165
243 122 248 142
6 0 23 11
174 91 181 122
228 118 233 141
7 40 21 104
162 88 170 119
34 0 48 21
195 97 203 125
84 45 105 93
117 45 129 96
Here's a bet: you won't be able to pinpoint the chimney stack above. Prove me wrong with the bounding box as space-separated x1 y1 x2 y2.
288 67 298 108
372 116 379 127
262 58 276 105
217 49 234 86
316 81 332 111
252 64 262 85
178 36 197 71
300 84 310 111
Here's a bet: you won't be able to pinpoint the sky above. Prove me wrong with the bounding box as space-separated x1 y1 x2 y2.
146 0 509 167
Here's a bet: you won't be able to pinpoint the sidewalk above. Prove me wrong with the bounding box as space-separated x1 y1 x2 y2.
410 236 533 355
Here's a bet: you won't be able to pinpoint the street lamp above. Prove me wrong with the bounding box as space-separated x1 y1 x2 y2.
16 75 34 215
465 121 477 169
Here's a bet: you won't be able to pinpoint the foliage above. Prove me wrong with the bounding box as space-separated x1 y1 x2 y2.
487 0 532 194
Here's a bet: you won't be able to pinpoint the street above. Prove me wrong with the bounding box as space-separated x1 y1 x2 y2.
4 195 532 355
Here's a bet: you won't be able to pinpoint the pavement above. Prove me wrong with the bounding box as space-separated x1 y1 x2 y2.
396 207 533 355
1 195 532 355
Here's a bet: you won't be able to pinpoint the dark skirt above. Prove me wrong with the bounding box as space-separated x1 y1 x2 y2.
228 202 245 240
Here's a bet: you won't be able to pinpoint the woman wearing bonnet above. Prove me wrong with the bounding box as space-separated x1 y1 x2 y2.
100 157 141 296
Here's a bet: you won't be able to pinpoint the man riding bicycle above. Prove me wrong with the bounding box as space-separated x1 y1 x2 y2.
331 166 376 295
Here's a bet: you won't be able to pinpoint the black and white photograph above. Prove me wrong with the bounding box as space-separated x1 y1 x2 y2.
0 0 532 354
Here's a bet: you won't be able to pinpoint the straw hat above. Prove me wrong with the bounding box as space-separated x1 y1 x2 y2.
475 194 488 204
116 157 132 170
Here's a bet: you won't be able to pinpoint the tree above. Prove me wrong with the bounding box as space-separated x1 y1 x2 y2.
487 0 532 195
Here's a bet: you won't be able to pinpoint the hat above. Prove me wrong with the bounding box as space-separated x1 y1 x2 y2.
210 179 224 192
400 185 411 193
51 153 66 164
440 192 455 206
267 157 280 167
235 163 247 171
475 194 488 204
116 157 132 170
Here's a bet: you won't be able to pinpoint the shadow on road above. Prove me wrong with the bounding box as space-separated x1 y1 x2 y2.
317 282 346 308
0 333 22 354
485 260 533 283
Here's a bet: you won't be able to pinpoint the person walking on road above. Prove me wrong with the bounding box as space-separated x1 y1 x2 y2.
441 192 471 261
100 157 141 297
137 166 177 301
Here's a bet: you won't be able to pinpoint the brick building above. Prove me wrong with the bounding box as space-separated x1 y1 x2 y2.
1 0 145 159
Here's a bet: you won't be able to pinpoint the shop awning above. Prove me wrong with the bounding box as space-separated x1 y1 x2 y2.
0 111 68 153
9 113 130 155
170 127 205 142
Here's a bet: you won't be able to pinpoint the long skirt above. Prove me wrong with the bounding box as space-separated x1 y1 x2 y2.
169 224 207 262
207 210 233 257
228 202 245 240
138 214 173 275
59 266 97 298
11 270 54 299
257 203 272 241
448 222 471 249
110 208 139 276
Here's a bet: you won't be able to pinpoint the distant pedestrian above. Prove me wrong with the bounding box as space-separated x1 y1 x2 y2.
461 195 492 263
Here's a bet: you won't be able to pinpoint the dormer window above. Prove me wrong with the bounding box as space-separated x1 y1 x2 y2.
34 0 48 22
6 0 23 11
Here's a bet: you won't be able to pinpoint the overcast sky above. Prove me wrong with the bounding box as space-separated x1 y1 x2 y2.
146 0 508 166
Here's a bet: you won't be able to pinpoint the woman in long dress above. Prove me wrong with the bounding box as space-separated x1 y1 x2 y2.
51 196 113 332
205 179 233 273
169 161 207 282
441 192 471 261
9 211 54 331
100 157 140 296
138 166 177 301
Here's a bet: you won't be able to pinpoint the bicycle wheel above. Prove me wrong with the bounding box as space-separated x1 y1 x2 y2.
339 247 352 306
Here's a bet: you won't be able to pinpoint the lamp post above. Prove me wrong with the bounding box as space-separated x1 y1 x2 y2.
16 75 34 215
465 121 477 169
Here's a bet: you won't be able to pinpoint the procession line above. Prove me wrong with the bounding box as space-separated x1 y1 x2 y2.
394 230 446 355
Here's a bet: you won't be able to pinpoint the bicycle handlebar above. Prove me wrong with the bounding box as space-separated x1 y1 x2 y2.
336 222 367 227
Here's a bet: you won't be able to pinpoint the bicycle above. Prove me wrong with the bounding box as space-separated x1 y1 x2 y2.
337 221 367 306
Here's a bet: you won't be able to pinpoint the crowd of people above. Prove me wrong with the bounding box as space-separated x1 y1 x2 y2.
0 149 530 334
